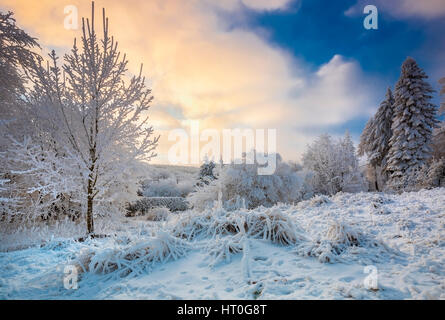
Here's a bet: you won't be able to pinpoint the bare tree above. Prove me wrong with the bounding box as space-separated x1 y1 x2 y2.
25 2 159 234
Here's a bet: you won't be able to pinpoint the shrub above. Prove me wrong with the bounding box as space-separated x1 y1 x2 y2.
416 158 445 189
74 231 190 277
168 206 306 246
187 156 313 211
205 234 243 267
146 207 171 221
126 197 188 216
295 220 383 263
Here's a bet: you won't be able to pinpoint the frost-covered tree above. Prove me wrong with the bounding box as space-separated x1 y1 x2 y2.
338 131 366 192
24 4 159 234
0 137 83 222
197 157 216 186
386 57 438 190
358 87 394 190
416 158 445 189
368 88 394 168
187 153 313 211
440 77 445 113
432 77 445 159
0 11 41 149
0 11 39 111
358 117 374 158
303 133 366 195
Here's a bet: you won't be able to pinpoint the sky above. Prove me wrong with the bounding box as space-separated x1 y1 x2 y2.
1 0 444 165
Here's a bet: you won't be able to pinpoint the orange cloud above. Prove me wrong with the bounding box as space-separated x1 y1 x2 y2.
1 0 375 164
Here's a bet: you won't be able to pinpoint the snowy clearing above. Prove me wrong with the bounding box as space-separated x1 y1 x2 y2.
1 188 444 300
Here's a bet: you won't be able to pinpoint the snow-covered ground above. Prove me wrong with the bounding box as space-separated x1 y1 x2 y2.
1 188 444 300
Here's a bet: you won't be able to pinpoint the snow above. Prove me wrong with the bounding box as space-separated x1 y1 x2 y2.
1 188 444 300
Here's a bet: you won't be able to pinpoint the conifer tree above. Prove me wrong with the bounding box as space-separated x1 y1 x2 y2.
358 88 394 190
431 77 445 159
386 57 438 189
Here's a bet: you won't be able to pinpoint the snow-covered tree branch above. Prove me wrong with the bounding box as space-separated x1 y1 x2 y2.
23 3 159 234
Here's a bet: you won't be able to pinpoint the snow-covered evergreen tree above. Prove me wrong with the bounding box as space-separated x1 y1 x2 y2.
358 117 374 158
386 57 438 190
197 157 216 186
369 88 394 168
358 87 394 190
0 11 41 149
432 77 445 159
440 77 445 114
0 11 39 112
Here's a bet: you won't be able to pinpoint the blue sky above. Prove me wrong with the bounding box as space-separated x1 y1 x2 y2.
241 0 445 135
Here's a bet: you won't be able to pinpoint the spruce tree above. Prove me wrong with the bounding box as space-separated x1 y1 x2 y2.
369 88 394 168
358 117 374 157
386 57 438 189
431 77 445 159
440 77 445 114
358 88 394 190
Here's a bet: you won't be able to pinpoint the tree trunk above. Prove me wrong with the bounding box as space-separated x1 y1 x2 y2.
86 173 95 235
374 166 380 191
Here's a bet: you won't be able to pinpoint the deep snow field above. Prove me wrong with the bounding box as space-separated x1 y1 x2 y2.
1 188 444 300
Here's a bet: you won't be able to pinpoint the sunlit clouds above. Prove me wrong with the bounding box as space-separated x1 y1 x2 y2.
0 0 378 163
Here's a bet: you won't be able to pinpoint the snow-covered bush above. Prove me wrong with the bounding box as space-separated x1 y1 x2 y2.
303 132 367 195
169 208 243 240
0 137 84 223
308 194 332 207
169 206 305 246
139 178 193 198
126 197 188 216
197 159 217 186
146 207 171 221
416 158 445 189
205 234 244 267
187 155 313 211
74 231 190 277
244 207 307 245
295 220 384 263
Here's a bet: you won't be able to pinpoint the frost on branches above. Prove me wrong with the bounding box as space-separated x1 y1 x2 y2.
21 4 159 234
187 153 313 211
197 157 217 186
385 57 438 190
432 77 445 159
0 11 39 117
302 132 367 195
358 88 394 190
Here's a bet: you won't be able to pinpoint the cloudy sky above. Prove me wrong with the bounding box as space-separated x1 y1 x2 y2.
1 0 444 164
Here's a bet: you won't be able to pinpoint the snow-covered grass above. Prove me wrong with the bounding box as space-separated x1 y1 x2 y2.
1 188 444 299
